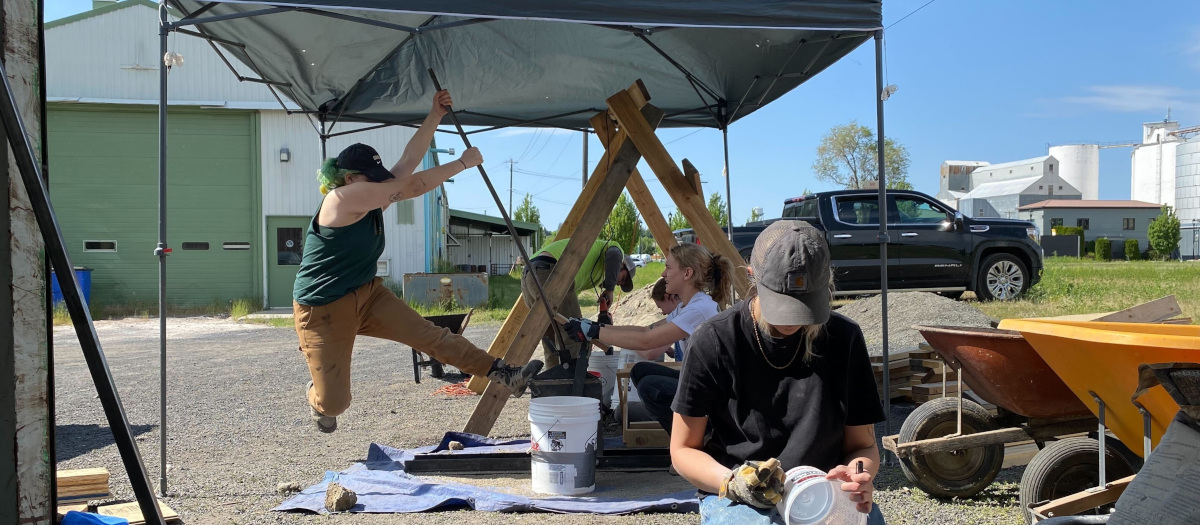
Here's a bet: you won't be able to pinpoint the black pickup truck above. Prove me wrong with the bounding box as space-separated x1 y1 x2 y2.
675 189 1043 301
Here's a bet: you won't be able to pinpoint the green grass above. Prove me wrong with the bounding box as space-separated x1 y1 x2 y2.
973 257 1200 322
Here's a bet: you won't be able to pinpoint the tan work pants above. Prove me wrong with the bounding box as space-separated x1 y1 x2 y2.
294 277 496 417
521 260 583 369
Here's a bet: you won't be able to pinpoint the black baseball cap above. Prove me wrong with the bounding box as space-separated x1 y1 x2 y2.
336 143 394 182
750 220 833 326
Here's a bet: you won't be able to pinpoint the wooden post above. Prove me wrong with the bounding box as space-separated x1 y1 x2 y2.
1 0 51 522
462 99 664 435
607 93 752 296
592 121 677 256
465 82 653 394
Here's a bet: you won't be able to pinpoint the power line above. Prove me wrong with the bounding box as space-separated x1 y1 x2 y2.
514 167 576 181
887 0 937 30
666 128 704 145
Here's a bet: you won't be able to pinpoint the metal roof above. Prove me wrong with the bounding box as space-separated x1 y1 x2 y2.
971 155 1052 173
1018 200 1164 210
450 209 539 234
960 176 1040 199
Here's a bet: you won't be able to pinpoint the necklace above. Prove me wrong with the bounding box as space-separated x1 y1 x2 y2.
750 299 804 370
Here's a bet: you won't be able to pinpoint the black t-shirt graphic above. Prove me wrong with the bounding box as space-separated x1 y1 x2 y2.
672 300 886 473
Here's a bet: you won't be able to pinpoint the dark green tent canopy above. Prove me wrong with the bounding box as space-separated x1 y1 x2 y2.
165 0 881 130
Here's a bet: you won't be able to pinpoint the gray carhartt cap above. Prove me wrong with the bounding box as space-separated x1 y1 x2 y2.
750 220 832 326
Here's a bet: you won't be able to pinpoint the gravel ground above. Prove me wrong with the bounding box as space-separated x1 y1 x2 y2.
837 292 998 355
54 316 1023 525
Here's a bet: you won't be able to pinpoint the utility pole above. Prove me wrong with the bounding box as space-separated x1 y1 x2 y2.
505 158 516 269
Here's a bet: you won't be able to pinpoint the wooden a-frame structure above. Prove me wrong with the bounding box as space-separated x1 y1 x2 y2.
462 81 752 435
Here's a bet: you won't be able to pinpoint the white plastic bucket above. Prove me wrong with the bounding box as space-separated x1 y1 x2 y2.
528 396 600 495
777 466 866 525
618 349 649 403
586 352 621 408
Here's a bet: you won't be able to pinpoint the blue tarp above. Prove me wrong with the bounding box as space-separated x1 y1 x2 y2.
274 432 698 515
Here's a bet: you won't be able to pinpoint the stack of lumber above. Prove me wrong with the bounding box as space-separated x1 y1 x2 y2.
874 344 974 404
94 501 182 524
56 468 110 504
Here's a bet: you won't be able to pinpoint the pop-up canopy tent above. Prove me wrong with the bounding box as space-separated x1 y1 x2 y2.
146 0 896 497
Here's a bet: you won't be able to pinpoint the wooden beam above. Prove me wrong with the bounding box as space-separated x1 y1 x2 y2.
1095 295 1181 323
681 159 703 196
465 299 529 393
463 81 652 394
607 91 751 297
462 102 664 435
592 121 678 257
1032 475 1135 519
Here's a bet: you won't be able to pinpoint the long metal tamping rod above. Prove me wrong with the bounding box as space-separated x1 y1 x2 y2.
427 69 567 356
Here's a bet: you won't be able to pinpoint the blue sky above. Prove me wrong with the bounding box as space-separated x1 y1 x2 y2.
47 1 1200 230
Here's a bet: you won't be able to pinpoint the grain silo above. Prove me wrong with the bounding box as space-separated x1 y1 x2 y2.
1048 144 1099 200
1176 136 1200 259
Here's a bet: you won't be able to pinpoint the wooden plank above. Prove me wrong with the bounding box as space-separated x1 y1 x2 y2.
57 504 89 516
95 501 181 524
870 350 914 363
891 426 1031 458
1031 475 1136 519
466 300 528 393
1095 295 1181 323
461 99 664 436
465 80 653 394
607 90 751 297
626 170 678 256
912 381 967 396
681 159 703 196
56 468 108 487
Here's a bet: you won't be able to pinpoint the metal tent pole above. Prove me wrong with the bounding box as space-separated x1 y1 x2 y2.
582 130 589 189
156 2 170 495
721 103 733 240
0 54 167 525
874 30 891 440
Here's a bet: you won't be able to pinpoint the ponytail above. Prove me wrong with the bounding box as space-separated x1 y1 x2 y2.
668 242 736 309
316 157 353 195
707 253 736 307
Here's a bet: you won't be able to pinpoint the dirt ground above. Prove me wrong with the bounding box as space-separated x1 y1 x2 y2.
53 317 1025 525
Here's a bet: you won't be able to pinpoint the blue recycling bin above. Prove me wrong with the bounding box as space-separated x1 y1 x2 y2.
51 267 93 306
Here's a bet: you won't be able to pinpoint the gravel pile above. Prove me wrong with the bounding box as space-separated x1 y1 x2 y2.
53 315 1022 524
610 282 666 327
838 292 996 355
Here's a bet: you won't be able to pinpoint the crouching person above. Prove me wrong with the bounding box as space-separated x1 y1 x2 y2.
669 221 887 524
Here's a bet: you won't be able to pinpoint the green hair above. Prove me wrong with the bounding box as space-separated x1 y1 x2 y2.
316 158 358 195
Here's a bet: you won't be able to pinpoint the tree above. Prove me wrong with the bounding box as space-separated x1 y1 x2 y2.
513 193 544 247
1148 205 1182 259
667 208 691 231
636 235 658 256
513 193 540 226
706 192 729 227
747 207 764 224
604 192 641 255
812 120 911 190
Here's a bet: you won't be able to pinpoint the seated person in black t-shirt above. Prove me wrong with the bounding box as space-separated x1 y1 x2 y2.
670 220 887 524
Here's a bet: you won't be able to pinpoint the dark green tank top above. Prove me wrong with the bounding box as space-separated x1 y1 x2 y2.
293 204 385 306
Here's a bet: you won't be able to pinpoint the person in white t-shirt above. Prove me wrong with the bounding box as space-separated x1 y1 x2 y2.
564 243 735 432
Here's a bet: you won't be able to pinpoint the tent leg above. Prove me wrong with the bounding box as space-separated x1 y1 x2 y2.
721 104 733 241
156 3 170 496
874 29 892 449
319 116 328 159
582 129 589 189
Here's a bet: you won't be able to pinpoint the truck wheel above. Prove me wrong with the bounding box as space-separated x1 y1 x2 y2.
739 247 753 263
897 397 1005 499
975 253 1028 301
1018 437 1137 524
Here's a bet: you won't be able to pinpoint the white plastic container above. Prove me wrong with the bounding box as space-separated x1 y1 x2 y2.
528 396 600 495
777 466 867 525
586 352 621 408
618 348 649 403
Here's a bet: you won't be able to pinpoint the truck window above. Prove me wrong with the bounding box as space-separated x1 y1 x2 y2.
895 196 949 224
832 196 880 226
782 199 818 219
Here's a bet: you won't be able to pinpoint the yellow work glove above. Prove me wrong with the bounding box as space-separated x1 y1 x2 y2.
718 458 786 509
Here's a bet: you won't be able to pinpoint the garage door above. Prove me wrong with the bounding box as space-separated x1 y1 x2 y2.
48 104 261 308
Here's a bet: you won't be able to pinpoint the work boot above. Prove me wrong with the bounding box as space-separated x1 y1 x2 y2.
306 381 337 433
487 359 543 398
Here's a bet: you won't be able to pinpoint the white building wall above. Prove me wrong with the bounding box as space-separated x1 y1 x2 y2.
259 110 425 296
1048 145 1099 200
47 3 280 106
969 157 1057 188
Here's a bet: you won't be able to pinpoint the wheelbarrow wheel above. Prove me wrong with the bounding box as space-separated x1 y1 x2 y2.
898 397 1005 499
1018 436 1137 525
